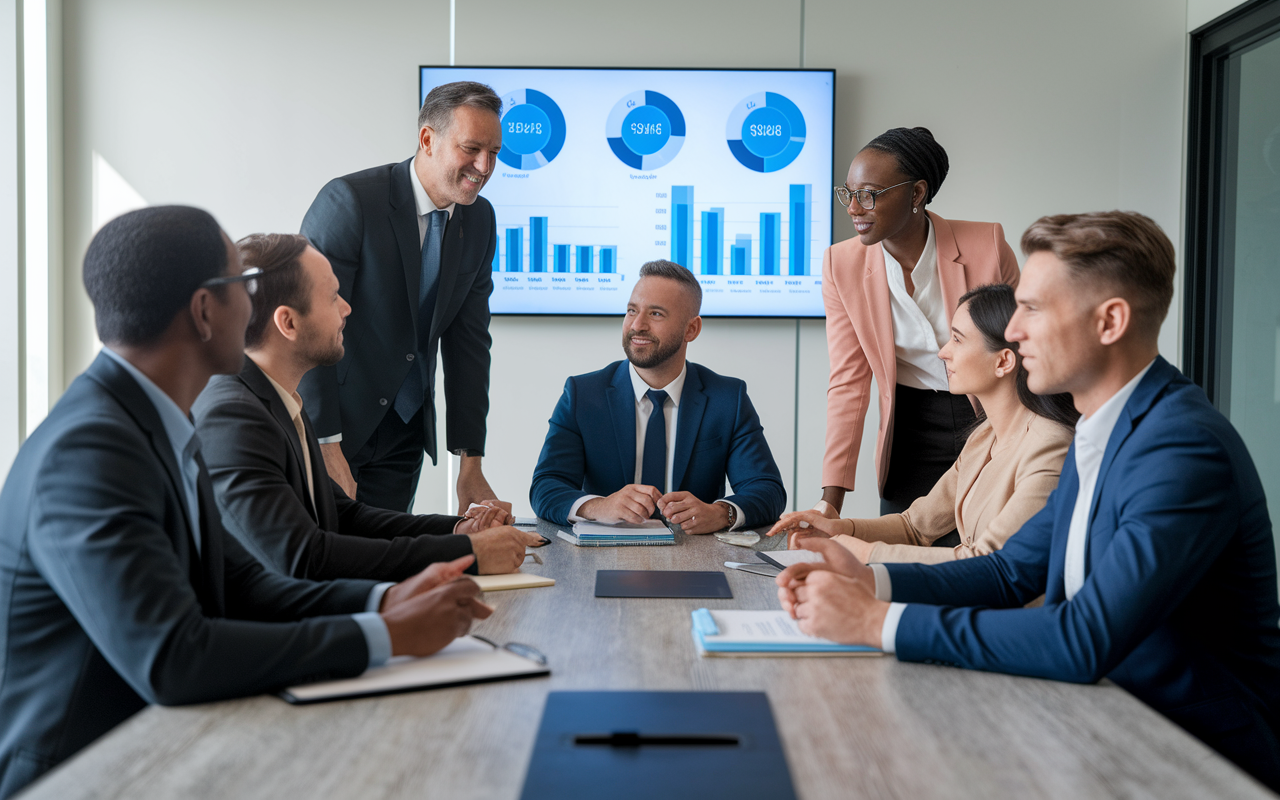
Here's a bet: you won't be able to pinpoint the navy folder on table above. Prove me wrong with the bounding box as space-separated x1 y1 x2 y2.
517 691 797 800
594 569 732 599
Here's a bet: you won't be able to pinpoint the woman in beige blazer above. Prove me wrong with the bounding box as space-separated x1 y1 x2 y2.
772 283 1077 563
817 128 1021 524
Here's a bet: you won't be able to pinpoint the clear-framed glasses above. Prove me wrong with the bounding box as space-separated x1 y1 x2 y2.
200 267 263 295
833 180 913 210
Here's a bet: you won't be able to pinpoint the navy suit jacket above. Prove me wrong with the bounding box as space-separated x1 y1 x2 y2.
885 357 1280 787
0 354 377 798
529 361 786 528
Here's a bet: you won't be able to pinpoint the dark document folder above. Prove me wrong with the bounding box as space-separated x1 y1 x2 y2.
518 691 797 800
594 569 732 599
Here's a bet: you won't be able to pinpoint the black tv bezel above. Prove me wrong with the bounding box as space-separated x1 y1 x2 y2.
418 64 836 320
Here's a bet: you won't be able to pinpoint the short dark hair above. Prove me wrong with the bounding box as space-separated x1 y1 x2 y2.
237 233 312 349
861 127 950 205
83 205 228 346
417 81 501 134
959 283 1079 430
1021 211 1175 337
638 259 702 315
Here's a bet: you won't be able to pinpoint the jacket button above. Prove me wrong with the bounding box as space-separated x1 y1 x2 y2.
379 398 388 406
406 353 415 361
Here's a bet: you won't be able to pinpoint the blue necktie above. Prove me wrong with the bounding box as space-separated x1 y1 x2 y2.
640 389 669 492
394 209 447 424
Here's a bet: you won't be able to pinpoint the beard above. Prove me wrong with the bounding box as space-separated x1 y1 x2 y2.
623 330 682 369
299 326 345 368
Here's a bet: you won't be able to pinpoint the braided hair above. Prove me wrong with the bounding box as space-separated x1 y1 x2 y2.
862 127 950 205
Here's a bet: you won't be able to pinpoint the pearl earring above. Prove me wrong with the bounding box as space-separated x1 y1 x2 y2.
913 207 918 214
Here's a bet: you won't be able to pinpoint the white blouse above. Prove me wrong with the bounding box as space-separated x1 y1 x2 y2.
882 218 950 392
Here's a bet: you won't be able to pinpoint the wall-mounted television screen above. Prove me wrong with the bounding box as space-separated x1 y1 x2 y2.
420 66 835 317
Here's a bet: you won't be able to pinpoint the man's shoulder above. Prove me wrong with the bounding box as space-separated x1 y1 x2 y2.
567 361 627 392
192 373 262 420
329 161 401 191
687 362 747 395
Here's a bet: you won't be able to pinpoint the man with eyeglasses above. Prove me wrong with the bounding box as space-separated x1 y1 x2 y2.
0 207 494 798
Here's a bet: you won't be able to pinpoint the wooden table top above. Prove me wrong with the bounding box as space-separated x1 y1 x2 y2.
20 523 1273 799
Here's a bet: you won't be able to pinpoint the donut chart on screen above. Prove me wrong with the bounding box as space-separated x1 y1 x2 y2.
498 89 566 170
726 92 806 172
606 90 686 170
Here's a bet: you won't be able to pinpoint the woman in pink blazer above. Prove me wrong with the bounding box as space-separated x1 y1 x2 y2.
817 128 1020 528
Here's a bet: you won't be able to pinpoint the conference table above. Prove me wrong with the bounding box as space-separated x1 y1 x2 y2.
20 522 1273 799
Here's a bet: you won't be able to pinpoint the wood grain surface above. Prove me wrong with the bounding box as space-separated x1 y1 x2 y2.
19 523 1274 799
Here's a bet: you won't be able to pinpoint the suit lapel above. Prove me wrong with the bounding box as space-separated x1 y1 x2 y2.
671 365 707 492
605 362 637 486
239 359 319 520
431 203 465 341
390 158 423 330
863 246 895 387
1045 453 1078 603
301 411 340 529
930 212 967 323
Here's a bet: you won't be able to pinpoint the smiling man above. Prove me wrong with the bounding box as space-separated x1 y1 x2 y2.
299 81 509 515
530 260 786 532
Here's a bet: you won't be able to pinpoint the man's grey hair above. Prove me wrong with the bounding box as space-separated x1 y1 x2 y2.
417 81 501 134
638 259 702 315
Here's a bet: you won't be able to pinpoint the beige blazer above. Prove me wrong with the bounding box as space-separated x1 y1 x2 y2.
832 411 1073 564
821 212 1021 492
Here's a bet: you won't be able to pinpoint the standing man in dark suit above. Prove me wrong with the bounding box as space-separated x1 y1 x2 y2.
0 207 492 798
530 260 787 530
301 81 506 514
193 233 540 582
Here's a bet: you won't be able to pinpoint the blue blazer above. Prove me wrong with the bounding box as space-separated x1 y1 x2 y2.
529 361 786 528
885 357 1280 788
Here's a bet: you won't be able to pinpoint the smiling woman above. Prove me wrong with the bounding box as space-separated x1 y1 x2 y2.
814 127 1022 529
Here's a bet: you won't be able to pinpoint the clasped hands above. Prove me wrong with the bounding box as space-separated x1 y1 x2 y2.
773 537 889 648
578 484 730 535
452 501 543 574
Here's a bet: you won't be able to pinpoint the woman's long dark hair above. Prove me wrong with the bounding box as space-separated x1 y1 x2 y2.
958 284 1080 429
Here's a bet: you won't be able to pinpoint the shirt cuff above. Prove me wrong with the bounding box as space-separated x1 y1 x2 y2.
316 433 343 444
721 500 746 531
881 602 907 654
870 563 893 601
366 582 394 612
353 611 392 669
568 495 602 523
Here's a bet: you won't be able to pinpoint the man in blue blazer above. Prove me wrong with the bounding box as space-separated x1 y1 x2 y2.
530 260 786 532
0 207 492 798
774 212 1280 790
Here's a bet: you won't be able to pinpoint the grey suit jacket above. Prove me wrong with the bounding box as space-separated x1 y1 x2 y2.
193 357 474 582
0 353 378 798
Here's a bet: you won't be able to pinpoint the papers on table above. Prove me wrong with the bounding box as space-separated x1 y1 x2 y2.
471 572 555 592
560 519 675 547
761 549 825 567
691 609 882 657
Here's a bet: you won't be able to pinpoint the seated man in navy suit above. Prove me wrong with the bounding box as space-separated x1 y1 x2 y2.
773 211 1280 790
530 260 786 532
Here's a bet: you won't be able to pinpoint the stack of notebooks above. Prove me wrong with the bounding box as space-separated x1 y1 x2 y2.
558 519 675 547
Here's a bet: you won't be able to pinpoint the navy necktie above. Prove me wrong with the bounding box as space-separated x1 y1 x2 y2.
394 209 448 424
640 389 669 492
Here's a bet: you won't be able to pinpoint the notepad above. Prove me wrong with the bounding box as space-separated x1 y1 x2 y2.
563 519 675 546
691 609 882 657
471 572 556 592
277 635 549 704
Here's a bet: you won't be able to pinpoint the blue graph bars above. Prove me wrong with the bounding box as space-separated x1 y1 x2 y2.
576 245 593 273
505 228 523 273
672 185 694 269
700 208 724 275
600 246 617 274
789 184 811 276
494 216 613 276
760 213 781 275
731 234 753 275
529 217 548 272
554 244 570 273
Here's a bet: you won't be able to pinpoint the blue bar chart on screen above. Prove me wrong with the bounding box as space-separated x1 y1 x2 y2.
424 67 835 317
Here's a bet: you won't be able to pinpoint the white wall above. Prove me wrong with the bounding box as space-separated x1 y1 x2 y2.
0 0 20 483
60 0 1190 518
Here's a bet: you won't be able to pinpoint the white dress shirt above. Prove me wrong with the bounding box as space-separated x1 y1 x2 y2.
871 360 1157 653
882 218 950 392
315 161 455 446
569 362 744 529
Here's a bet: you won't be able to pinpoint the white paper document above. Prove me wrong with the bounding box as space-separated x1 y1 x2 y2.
762 550 825 567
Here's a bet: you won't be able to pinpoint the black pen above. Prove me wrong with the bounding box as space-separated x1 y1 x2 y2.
756 552 786 571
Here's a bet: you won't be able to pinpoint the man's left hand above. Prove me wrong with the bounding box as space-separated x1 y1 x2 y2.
788 570 888 648
658 492 730 535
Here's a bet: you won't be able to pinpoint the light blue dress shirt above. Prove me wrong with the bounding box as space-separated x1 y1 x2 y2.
102 348 393 668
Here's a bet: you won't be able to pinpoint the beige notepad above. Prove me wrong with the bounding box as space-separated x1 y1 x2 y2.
471 572 556 591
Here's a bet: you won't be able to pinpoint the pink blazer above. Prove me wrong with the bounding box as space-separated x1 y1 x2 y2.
821 211 1020 493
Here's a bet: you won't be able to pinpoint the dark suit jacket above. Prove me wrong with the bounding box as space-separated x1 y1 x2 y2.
885 358 1280 788
193 358 475 582
0 354 378 799
529 360 787 528
299 157 497 464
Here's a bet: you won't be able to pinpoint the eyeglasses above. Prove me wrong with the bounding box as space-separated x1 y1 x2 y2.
200 267 263 295
833 180 913 210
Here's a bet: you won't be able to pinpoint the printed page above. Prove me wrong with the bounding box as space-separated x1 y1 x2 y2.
707 610 843 645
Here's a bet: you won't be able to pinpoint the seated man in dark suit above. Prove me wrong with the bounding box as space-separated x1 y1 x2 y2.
193 233 540 581
0 207 492 799
774 212 1280 791
530 260 786 532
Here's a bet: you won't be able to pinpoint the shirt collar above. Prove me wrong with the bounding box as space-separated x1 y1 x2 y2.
250 355 305 423
410 155 456 220
1074 359 1157 453
881 216 937 283
102 347 197 457
629 361 687 407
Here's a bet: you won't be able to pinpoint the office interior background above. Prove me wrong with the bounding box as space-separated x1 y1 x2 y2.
0 0 1276 572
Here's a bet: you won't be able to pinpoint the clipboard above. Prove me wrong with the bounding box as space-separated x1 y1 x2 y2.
277 635 549 704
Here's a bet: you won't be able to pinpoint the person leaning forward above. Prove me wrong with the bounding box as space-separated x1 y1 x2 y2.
0 207 492 799
193 233 541 583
